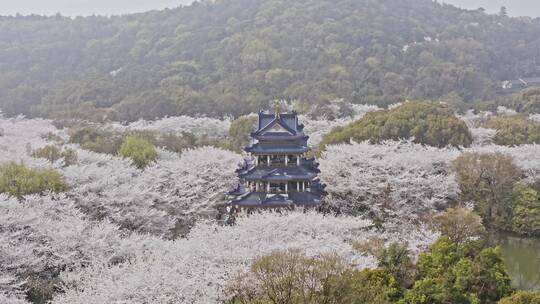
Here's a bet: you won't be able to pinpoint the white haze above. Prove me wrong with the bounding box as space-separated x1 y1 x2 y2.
443 0 540 17
0 0 539 17
0 0 194 17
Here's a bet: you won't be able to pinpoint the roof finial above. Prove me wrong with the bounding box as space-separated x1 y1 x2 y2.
274 101 280 118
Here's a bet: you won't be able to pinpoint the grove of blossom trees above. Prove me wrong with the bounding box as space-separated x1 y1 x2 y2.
320 141 460 217
1 195 437 303
108 116 233 138
2 106 540 303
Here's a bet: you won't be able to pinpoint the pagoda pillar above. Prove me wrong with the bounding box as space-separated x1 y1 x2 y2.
297 182 300 191
267 182 270 192
285 183 288 193
297 156 300 166
285 155 288 166
302 182 305 191
256 182 260 192
267 155 271 166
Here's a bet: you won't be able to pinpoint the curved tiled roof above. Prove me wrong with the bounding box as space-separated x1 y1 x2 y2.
245 143 309 155
240 166 317 182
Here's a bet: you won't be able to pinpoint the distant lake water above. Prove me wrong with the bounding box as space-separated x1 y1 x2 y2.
497 233 540 290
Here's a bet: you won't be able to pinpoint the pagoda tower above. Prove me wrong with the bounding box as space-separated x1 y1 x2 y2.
229 110 326 208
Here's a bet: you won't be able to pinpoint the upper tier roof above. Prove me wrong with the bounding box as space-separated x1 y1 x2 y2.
252 111 306 139
245 143 309 155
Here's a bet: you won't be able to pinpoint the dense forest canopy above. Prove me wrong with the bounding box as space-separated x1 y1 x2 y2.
1 0 540 121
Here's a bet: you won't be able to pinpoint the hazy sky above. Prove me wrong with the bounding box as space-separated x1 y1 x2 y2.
0 0 539 17
443 0 540 17
0 0 192 16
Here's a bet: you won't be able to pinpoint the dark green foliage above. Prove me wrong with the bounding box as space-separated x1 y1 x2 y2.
0 162 69 199
118 135 158 169
321 102 472 148
1 0 540 120
498 291 540 304
511 183 540 236
404 236 512 304
485 115 540 146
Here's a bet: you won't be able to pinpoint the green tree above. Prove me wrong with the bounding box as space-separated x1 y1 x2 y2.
227 249 351 304
321 102 472 149
511 183 540 236
118 135 158 169
404 236 512 304
228 115 257 152
377 243 416 289
453 153 522 231
0 162 69 199
348 269 400 304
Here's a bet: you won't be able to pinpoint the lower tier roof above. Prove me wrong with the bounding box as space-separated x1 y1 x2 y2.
231 192 322 208
240 166 317 182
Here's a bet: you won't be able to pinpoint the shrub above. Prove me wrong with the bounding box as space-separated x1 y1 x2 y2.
353 238 385 257
453 152 522 231
485 115 540 146
157 132 198 153
32 145 78 166
118 135 158 169
434 208 486 244
32 145 63 163
69 127 123 154
0 162 69 199
320 101 472 149
498 291 540 304
41 132 64 143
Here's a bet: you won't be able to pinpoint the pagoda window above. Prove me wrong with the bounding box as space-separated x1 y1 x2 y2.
270 155 286 165
269 183 286 193
288 155 299 166
258 155 270 166
288 181 297 192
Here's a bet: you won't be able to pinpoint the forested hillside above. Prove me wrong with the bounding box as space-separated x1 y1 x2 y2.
1 0 540 121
